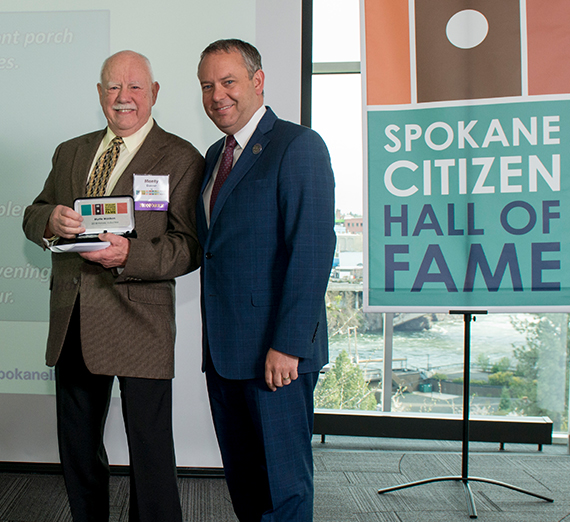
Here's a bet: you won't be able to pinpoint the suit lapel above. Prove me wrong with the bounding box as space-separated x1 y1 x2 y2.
197 139 223 244
200 139 224 196
111 123 167 196
208 108 278 229
71 130 106 200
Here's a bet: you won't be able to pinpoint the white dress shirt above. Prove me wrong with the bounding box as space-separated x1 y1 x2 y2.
87 117 155 195
203 105 267 226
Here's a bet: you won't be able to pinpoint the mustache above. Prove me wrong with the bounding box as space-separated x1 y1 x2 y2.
113 104 136 111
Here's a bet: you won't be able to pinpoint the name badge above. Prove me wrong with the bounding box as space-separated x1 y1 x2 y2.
133 174 169 211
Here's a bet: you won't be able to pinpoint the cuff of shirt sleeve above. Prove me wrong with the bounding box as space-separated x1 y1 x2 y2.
42 235 59 248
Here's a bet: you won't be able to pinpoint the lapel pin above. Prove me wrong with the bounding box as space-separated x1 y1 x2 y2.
252 143 263 155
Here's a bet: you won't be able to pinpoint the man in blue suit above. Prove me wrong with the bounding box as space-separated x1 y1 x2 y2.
197 39 335 521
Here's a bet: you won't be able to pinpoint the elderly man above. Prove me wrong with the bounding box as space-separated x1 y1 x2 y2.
23 50 204 522
196 39 335 521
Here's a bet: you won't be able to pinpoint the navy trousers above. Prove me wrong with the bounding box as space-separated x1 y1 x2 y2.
206 358 319 522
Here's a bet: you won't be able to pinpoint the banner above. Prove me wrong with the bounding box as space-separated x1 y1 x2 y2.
363 0 570 311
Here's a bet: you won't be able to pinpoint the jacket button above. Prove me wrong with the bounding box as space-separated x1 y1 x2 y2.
205 252 213 259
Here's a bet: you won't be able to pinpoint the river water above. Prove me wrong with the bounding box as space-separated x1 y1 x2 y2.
328 313 530 375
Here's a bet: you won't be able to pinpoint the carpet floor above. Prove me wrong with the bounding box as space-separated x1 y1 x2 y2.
1 436 568 521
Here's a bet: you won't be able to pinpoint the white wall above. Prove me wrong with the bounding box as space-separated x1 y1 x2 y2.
0 0 302 467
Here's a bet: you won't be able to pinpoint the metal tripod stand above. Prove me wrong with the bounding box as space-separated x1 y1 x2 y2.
378 311 554 518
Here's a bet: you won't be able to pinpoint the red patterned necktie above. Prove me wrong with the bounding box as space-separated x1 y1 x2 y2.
86 136 124 197
210 135 237 214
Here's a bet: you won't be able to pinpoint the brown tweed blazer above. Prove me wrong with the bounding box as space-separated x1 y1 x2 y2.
23 122 204 379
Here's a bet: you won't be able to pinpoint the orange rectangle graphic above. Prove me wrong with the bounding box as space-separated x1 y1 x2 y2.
365 0 411 105
527 0 570 96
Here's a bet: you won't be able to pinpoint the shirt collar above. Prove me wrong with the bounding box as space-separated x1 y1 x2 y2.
102 117 155 153
233 105 266 150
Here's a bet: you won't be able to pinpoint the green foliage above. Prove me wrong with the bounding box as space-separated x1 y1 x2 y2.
488 371 514 387
499 387 512 412
430 373 448 382
476 353 490 372
513 344 539 380
491 356 511 373
314 350 377 410
509 376 534 401
510 314 570 426
452 377 490 386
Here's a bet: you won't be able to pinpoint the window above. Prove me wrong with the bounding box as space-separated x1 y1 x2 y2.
311 0 570 437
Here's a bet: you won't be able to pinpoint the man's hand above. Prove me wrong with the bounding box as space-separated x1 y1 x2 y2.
47 205 85 238
265 347 299 392
80 233 130 268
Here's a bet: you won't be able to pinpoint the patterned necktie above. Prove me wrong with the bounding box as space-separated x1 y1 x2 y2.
86 136 124 197
210 135 237 214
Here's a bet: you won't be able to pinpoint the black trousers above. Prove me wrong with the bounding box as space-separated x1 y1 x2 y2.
55 303 183 522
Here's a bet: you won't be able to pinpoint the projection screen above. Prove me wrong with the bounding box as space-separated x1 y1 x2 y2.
0 0 303 468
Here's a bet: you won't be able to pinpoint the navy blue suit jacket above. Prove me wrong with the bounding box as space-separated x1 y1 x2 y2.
198 107 335 380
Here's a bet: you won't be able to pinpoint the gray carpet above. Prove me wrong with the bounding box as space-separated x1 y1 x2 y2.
1 436 568 521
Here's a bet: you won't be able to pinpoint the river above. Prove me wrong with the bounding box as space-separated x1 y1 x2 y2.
328 313 530 374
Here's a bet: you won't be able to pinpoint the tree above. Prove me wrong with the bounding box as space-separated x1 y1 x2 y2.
476 353 490 372
491 356 511 373
510 314 569 429
498 386 512 412
488 371 513 387
315 350 377 410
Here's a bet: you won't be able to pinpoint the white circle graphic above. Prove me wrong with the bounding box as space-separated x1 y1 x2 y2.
446 9 489 49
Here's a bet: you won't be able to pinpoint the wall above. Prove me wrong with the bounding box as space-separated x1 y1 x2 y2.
0 0 302 467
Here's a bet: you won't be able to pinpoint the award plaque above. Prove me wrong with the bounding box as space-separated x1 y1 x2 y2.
49 196 136 253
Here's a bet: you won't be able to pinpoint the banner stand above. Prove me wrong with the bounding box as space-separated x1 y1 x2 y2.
378 310 553 519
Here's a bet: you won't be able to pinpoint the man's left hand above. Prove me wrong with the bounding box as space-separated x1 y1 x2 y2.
80 233 130 268
265 348 299 392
